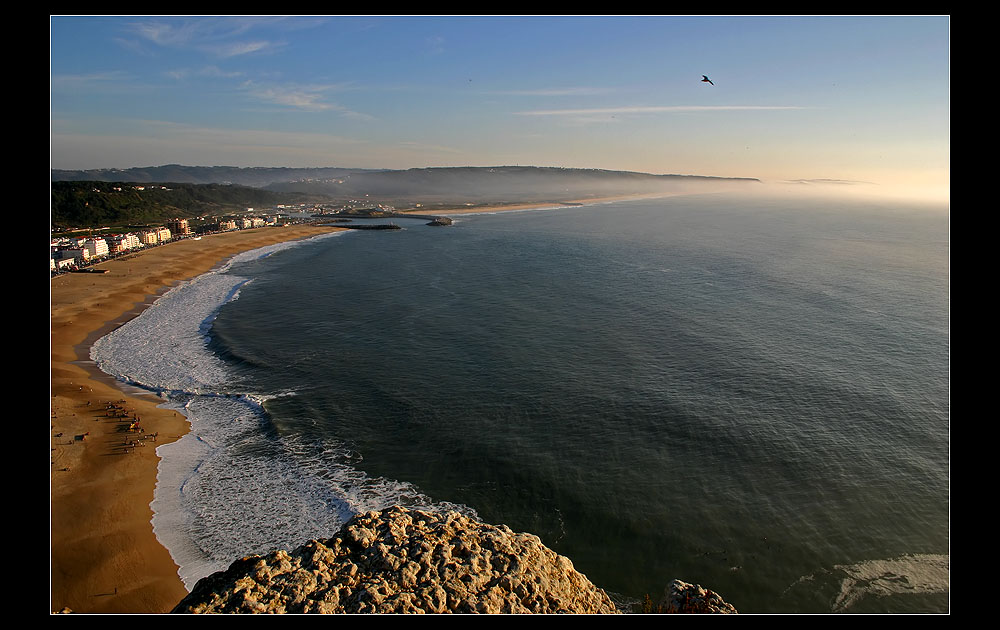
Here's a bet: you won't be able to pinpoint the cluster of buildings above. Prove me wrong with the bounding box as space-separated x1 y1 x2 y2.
50 215 280 274
215 216 270 232
51 220 185 273
50 200 399 275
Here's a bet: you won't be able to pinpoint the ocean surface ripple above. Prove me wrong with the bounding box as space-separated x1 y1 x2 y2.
91 195 949 611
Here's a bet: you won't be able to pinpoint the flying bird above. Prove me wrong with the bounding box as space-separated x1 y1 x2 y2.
701 75 714 85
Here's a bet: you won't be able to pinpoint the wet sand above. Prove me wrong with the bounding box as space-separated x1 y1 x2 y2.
50 225 344 613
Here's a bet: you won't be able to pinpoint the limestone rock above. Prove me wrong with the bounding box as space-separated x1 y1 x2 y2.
657 579 738 614
172 506 618 614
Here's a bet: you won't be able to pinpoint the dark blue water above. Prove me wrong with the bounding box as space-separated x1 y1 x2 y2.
206 193 949 613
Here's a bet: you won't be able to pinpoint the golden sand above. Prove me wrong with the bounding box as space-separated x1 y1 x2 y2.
50 226 344 613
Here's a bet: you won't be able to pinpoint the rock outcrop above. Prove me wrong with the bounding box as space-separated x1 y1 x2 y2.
658 579 739 614
171 506 738 614
172 506 618 614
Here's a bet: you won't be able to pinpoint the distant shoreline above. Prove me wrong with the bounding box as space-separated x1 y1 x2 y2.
401 192 678 216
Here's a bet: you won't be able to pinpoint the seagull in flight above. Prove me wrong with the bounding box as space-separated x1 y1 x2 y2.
701 75 714 85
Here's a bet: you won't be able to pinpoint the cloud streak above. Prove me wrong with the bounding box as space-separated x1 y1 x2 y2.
495 87 615 97
51 71 130 89
239 80 372 118
124 17 287 58
516 105 808 116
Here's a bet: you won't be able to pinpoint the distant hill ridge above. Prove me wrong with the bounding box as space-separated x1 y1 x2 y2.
52 164 758 189
51 165 761 228
51 164 376 186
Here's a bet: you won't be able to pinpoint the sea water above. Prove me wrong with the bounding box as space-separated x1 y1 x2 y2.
90 192 949 613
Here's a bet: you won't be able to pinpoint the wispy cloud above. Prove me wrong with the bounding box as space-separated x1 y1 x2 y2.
425 35 446 55
240 80 371 118
123 17 286 58
212 40 277 58
51 70 130 88
52 118 368 168
516 105 807 116
248 85 335 111
495 87 616 97
165 65 246 80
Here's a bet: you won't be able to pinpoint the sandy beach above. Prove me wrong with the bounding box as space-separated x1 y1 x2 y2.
48 195 657 614
404 193 675 216
50 225 345 614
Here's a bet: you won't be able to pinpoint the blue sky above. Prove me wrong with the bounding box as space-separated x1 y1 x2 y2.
50 16 949 197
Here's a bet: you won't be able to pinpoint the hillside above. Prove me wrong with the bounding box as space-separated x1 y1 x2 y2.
50 165 374 187
50 181 321 229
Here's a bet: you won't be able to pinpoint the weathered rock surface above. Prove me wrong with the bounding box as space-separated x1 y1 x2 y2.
172 506 619 614
658 579 739 614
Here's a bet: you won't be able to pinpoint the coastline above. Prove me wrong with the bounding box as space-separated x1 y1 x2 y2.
403 192 677 216
49 197 655 614
49 192 703 614
50 225 345 613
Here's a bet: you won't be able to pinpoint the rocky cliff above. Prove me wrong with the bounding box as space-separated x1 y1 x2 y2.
171 506 736 614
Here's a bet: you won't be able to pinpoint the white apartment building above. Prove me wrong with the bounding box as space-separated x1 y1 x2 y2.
138 227 172 245
110 233 142 253
51 256 77 271
83 238 109 259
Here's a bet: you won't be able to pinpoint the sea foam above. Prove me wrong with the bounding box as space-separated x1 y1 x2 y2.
90 231 461 589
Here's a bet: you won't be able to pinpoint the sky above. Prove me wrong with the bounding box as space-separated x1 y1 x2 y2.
50 15 950 199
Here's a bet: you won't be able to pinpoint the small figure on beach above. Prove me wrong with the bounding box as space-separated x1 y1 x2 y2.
701 75 714 85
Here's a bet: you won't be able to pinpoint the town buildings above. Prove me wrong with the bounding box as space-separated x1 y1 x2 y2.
51 212 292 274
166 218 191 236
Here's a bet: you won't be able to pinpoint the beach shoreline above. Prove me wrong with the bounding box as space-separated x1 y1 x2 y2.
401 192 677 216
49 193 665 614
50 225 346 614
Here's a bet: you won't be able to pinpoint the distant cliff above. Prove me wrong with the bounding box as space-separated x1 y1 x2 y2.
171 506 736 614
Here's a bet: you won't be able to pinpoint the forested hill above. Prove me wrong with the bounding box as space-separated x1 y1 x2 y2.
50 181 317 229
51 165 370 187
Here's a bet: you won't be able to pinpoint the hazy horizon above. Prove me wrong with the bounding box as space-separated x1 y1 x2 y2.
51 16 949 202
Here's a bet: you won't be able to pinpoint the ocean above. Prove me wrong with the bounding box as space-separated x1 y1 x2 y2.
90 192 949 613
